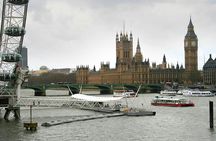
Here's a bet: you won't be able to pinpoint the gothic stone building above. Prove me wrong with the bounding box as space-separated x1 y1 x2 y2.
76 19 199 85
203 54 216 85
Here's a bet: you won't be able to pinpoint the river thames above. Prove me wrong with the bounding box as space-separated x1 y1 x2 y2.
0 89 216 141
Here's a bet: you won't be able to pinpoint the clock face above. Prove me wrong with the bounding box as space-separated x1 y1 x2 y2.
192 41 196 47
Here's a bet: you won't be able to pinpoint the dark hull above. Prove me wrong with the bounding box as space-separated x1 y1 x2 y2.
125 111 156 116
81 107 119 113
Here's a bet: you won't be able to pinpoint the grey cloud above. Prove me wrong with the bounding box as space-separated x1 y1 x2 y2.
0 0 216 70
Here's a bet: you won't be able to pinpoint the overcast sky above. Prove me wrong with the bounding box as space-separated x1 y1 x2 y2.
1 0 216 70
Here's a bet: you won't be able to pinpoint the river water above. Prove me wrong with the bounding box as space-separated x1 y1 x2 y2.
0 89 216 141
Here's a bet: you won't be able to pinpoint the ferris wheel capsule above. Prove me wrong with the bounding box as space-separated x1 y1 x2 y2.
8 0 29 5
0 73 16 81
1 53 22 62
4 26 25 36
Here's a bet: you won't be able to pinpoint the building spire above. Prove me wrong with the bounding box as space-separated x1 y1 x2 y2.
136 38 141 53
188 16 194 29
130 32 133 41
137 38 140 47
116 33 119 41
134 38 143 63
163 54 166 64
185 17 197 38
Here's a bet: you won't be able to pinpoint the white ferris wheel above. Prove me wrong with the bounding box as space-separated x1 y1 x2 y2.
0 0 29 106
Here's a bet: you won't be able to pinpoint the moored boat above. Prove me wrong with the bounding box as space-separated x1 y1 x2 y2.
210 90 216 96
113 89 137 98
151 96 194 107
160 90 177 96
182 90 214 97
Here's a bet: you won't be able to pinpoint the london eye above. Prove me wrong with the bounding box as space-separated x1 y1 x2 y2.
0 0 29 109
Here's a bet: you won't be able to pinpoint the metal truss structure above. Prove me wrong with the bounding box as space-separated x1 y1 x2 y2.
0 0 29 107
17 97 125 113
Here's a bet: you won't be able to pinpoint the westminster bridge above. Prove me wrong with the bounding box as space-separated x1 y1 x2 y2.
22 83 162 96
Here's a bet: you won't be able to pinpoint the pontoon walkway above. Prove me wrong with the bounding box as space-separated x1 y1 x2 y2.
41 113 125 127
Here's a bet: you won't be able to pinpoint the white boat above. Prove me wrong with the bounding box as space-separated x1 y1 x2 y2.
182 90 215 97
177 89 188 95
113 90 136 98
160 90 177 96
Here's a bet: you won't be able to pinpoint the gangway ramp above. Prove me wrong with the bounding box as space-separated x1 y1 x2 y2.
16 96 125 112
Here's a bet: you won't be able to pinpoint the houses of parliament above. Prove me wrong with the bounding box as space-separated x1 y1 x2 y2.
76 18 201 85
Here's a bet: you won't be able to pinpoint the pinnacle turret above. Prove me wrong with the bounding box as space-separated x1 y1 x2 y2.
188 17 194 29
134 38 143 63
185 17 197 38
130 32 133 41
163 54 166 64
116 33 119 41
136 39 141 52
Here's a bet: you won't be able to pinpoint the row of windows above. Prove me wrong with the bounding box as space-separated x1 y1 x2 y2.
123 51 130 58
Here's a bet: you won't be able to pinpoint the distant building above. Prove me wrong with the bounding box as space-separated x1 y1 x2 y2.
19 47 28 68
29 66 49 76
40 66 49 70
50 68 74 74
203 54 216 85
75 18 200 85
184 18 201 84
30 70 49 76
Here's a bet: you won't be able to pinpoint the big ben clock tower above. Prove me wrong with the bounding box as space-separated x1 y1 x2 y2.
184 18 198 72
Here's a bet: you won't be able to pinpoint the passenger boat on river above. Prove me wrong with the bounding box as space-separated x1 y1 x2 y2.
182 90 214 97
113 90 137 98
160 90 177 96
151 96 194 107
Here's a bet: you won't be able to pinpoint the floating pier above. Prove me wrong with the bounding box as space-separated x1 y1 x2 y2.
41 108 156 127
41 113 125 127
80 107 120 113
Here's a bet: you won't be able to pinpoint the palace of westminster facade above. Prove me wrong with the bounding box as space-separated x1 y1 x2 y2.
75 19 202 85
